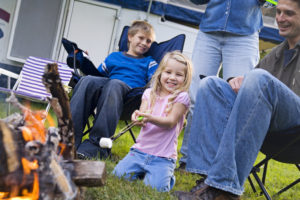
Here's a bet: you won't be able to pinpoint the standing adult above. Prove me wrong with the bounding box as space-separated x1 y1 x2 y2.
176 0 300 199
179 0 263 168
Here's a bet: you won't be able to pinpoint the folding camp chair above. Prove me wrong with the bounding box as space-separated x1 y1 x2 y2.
62 26 186 143
0 56 73 115
248 125 300 200
118 26 186 142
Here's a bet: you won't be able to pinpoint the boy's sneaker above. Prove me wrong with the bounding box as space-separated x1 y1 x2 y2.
76 152 90 160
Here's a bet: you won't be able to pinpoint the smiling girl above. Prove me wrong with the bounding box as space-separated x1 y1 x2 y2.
113 51 193 192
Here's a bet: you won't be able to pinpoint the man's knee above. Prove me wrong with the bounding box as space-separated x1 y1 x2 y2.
243 69 273 87
199 76 226 91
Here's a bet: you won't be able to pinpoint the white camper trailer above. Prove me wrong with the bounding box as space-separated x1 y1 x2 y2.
0 0 282 81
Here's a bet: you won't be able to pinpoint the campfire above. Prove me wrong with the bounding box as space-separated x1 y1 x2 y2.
0 63 105 199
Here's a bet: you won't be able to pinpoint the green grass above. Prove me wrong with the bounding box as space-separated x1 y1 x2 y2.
83 121 300 200
1 99 299 200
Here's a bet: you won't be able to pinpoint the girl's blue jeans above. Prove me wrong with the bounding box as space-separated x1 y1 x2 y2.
186 69 300 195
113 148 176 192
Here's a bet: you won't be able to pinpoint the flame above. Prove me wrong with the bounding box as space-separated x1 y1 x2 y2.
20 158 39 200
0 159 39 200
58 143 66 156
0 193 8 198
21 106 47 143
46 114 56 127
1 102 68 199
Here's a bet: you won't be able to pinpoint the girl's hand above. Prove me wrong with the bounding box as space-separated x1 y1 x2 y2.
132 110 151 127
131 110 145 126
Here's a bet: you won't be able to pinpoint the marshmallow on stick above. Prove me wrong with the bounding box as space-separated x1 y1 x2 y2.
99 116 144 148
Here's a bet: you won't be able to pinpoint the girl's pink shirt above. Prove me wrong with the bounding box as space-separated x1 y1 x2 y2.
132 88 190 159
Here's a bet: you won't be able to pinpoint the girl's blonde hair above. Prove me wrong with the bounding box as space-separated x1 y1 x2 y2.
149 51 193 114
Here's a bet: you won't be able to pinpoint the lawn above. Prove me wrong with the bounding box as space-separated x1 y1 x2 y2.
83 121 300 200
0 98 299 200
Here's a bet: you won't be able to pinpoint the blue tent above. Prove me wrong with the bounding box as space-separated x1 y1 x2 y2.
96 0 284 43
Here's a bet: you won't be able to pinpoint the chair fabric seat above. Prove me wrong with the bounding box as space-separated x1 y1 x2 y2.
15 56 73 100
261 125 300 163
0 56 73 112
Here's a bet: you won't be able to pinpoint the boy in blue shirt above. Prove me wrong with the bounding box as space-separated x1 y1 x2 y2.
70 21 158 159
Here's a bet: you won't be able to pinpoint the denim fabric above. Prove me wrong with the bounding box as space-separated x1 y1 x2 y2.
179 29 259 164
186 69 300 195
200 0 263 35
113 148 176 192
70 75 131 158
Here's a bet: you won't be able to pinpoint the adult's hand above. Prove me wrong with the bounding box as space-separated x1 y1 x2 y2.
228 76 244 93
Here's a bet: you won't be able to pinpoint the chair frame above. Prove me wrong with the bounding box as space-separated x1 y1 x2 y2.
64 27 186 144
248 126 300 200
0 56 73 116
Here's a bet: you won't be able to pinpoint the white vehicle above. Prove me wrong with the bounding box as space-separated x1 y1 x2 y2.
0 0 281 80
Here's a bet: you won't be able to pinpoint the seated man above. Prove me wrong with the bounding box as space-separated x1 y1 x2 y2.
71 20 158 159
176 0 300 199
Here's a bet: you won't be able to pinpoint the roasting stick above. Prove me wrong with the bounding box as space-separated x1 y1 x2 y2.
99 116 143 148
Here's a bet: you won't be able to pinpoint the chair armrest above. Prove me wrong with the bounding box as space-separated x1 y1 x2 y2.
0 68 19 80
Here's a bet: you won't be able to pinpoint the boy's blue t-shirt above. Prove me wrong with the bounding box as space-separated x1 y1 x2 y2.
97 52 158 88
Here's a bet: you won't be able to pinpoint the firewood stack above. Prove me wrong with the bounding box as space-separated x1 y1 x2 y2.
0 63 105 200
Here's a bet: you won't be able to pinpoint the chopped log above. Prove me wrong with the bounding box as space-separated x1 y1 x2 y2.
42 63 75 160
65 160 106 187
0 121 25 194
49 159 77 199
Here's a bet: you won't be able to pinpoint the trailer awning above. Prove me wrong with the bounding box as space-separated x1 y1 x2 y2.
96 0 284 43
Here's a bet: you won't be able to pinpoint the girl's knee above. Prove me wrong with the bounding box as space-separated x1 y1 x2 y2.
144 175 175 192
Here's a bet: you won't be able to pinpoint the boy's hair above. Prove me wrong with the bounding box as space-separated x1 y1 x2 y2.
128 20 156 42
149 51 193 114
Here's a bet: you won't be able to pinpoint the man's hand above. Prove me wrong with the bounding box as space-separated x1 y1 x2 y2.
228 76 244 93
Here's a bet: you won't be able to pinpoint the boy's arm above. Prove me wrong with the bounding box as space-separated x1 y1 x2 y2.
97 61 109 77
147 60 158 82
135 102 187 129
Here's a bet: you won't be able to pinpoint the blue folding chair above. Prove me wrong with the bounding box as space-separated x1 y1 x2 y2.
62 25 186 142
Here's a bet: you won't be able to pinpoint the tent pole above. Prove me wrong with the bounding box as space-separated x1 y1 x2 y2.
146 0 153 21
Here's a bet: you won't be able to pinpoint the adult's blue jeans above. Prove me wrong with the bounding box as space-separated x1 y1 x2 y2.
186 69 300 195
70 76 131 158
179 30 259 164
113 148 176 192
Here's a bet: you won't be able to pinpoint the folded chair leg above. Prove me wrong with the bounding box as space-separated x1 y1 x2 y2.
248 176 257 193
252 170 272 200
275 178 300 196
274 164 300 196
262 161 268 185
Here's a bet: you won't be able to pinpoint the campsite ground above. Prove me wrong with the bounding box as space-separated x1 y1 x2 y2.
84 123 300 200
0 99 299 200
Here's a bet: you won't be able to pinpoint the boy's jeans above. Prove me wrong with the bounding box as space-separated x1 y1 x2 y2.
71 76 131 158
113 148 176 192
179 30 259 164
186 69 300 195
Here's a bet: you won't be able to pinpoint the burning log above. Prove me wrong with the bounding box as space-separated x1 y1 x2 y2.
0 62 106 199
0 121 24 196
42 63 75 160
